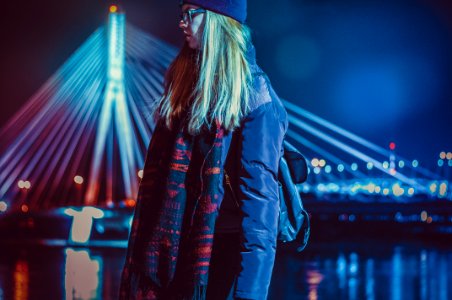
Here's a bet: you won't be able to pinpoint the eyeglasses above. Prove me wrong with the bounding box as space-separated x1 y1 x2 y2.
180 8 206 24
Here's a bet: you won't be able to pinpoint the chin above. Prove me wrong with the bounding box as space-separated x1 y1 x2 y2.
188 42 199 49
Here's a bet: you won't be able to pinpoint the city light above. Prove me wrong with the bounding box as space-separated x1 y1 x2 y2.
64 207 104 244
319 159 326 167
439 152 446 159
124 199 136 207
317 183 327 192
412 160 419 168
313 167 321 174
21 204 29 213
392 183 404 197
382 161 389 169
311 158 319 167
326 183 340 192
363 182 376 193
398 161 405 168
447 152 452 160
325 165 332 173
18 180 31 189
420 211 428 222
366 162 373 170
429 182 437 194
18 180 25 189
350 182 362 194
337 164 344 172
24 181 31 189
109 5 118 13
351 163 358 171
0 201 7 212
439 182 448 197
74 176 84 185
438 159 444 167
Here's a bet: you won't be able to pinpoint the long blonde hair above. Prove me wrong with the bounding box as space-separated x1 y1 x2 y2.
158 11 253 134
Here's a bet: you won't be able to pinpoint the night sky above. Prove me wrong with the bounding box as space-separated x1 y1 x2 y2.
1 0 451 168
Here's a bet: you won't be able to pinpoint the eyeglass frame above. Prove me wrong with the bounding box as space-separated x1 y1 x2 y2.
180 8 206 24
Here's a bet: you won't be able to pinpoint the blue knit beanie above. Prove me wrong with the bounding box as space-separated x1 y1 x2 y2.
181 0 247 23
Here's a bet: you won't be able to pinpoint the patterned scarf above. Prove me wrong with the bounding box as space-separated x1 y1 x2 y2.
120 115 226 299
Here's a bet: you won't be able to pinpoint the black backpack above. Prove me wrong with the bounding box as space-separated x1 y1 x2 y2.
224 140 310 252
278 140 310 251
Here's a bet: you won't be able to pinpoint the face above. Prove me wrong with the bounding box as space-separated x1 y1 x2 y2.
179 4 206 49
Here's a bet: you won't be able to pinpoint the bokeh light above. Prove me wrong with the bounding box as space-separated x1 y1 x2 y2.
21 204 29 213
420 211 428 222
0 201 7 212
74 176 84 185
325 165 332 173
311 158 319 167
109 5 118 13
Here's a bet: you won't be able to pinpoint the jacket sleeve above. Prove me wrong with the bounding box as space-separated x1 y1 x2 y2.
234 101 287 300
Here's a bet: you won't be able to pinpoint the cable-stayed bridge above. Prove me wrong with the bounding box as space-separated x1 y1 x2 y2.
0 9 450 213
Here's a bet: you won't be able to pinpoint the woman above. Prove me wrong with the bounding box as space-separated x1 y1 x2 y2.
120 1 288 299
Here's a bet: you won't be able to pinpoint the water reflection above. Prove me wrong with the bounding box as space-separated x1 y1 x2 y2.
348 253 358 300
391 247 401 300
420 250 428 300
270 241 452 300
64 248 102 299
306 269 323 300
365 259 375 300
0 241 451 299
13 260 28 300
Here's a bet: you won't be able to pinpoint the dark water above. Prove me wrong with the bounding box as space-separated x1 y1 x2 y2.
0 240 450 300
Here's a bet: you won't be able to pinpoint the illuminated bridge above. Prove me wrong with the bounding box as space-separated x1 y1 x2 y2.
0 8 450 217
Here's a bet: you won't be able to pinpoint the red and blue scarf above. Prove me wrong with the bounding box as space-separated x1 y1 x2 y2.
120 115 226 299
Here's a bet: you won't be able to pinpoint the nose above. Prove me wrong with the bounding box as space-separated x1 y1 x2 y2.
179 20 187 30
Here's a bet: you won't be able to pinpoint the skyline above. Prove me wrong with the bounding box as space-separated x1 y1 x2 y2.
1 0 452 167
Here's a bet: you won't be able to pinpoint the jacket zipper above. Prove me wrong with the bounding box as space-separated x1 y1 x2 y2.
224 171 240 209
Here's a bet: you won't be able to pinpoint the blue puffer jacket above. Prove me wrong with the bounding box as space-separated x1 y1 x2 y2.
215 47 288 299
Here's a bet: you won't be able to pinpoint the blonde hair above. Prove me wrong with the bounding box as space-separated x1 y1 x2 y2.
158 11 252 134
